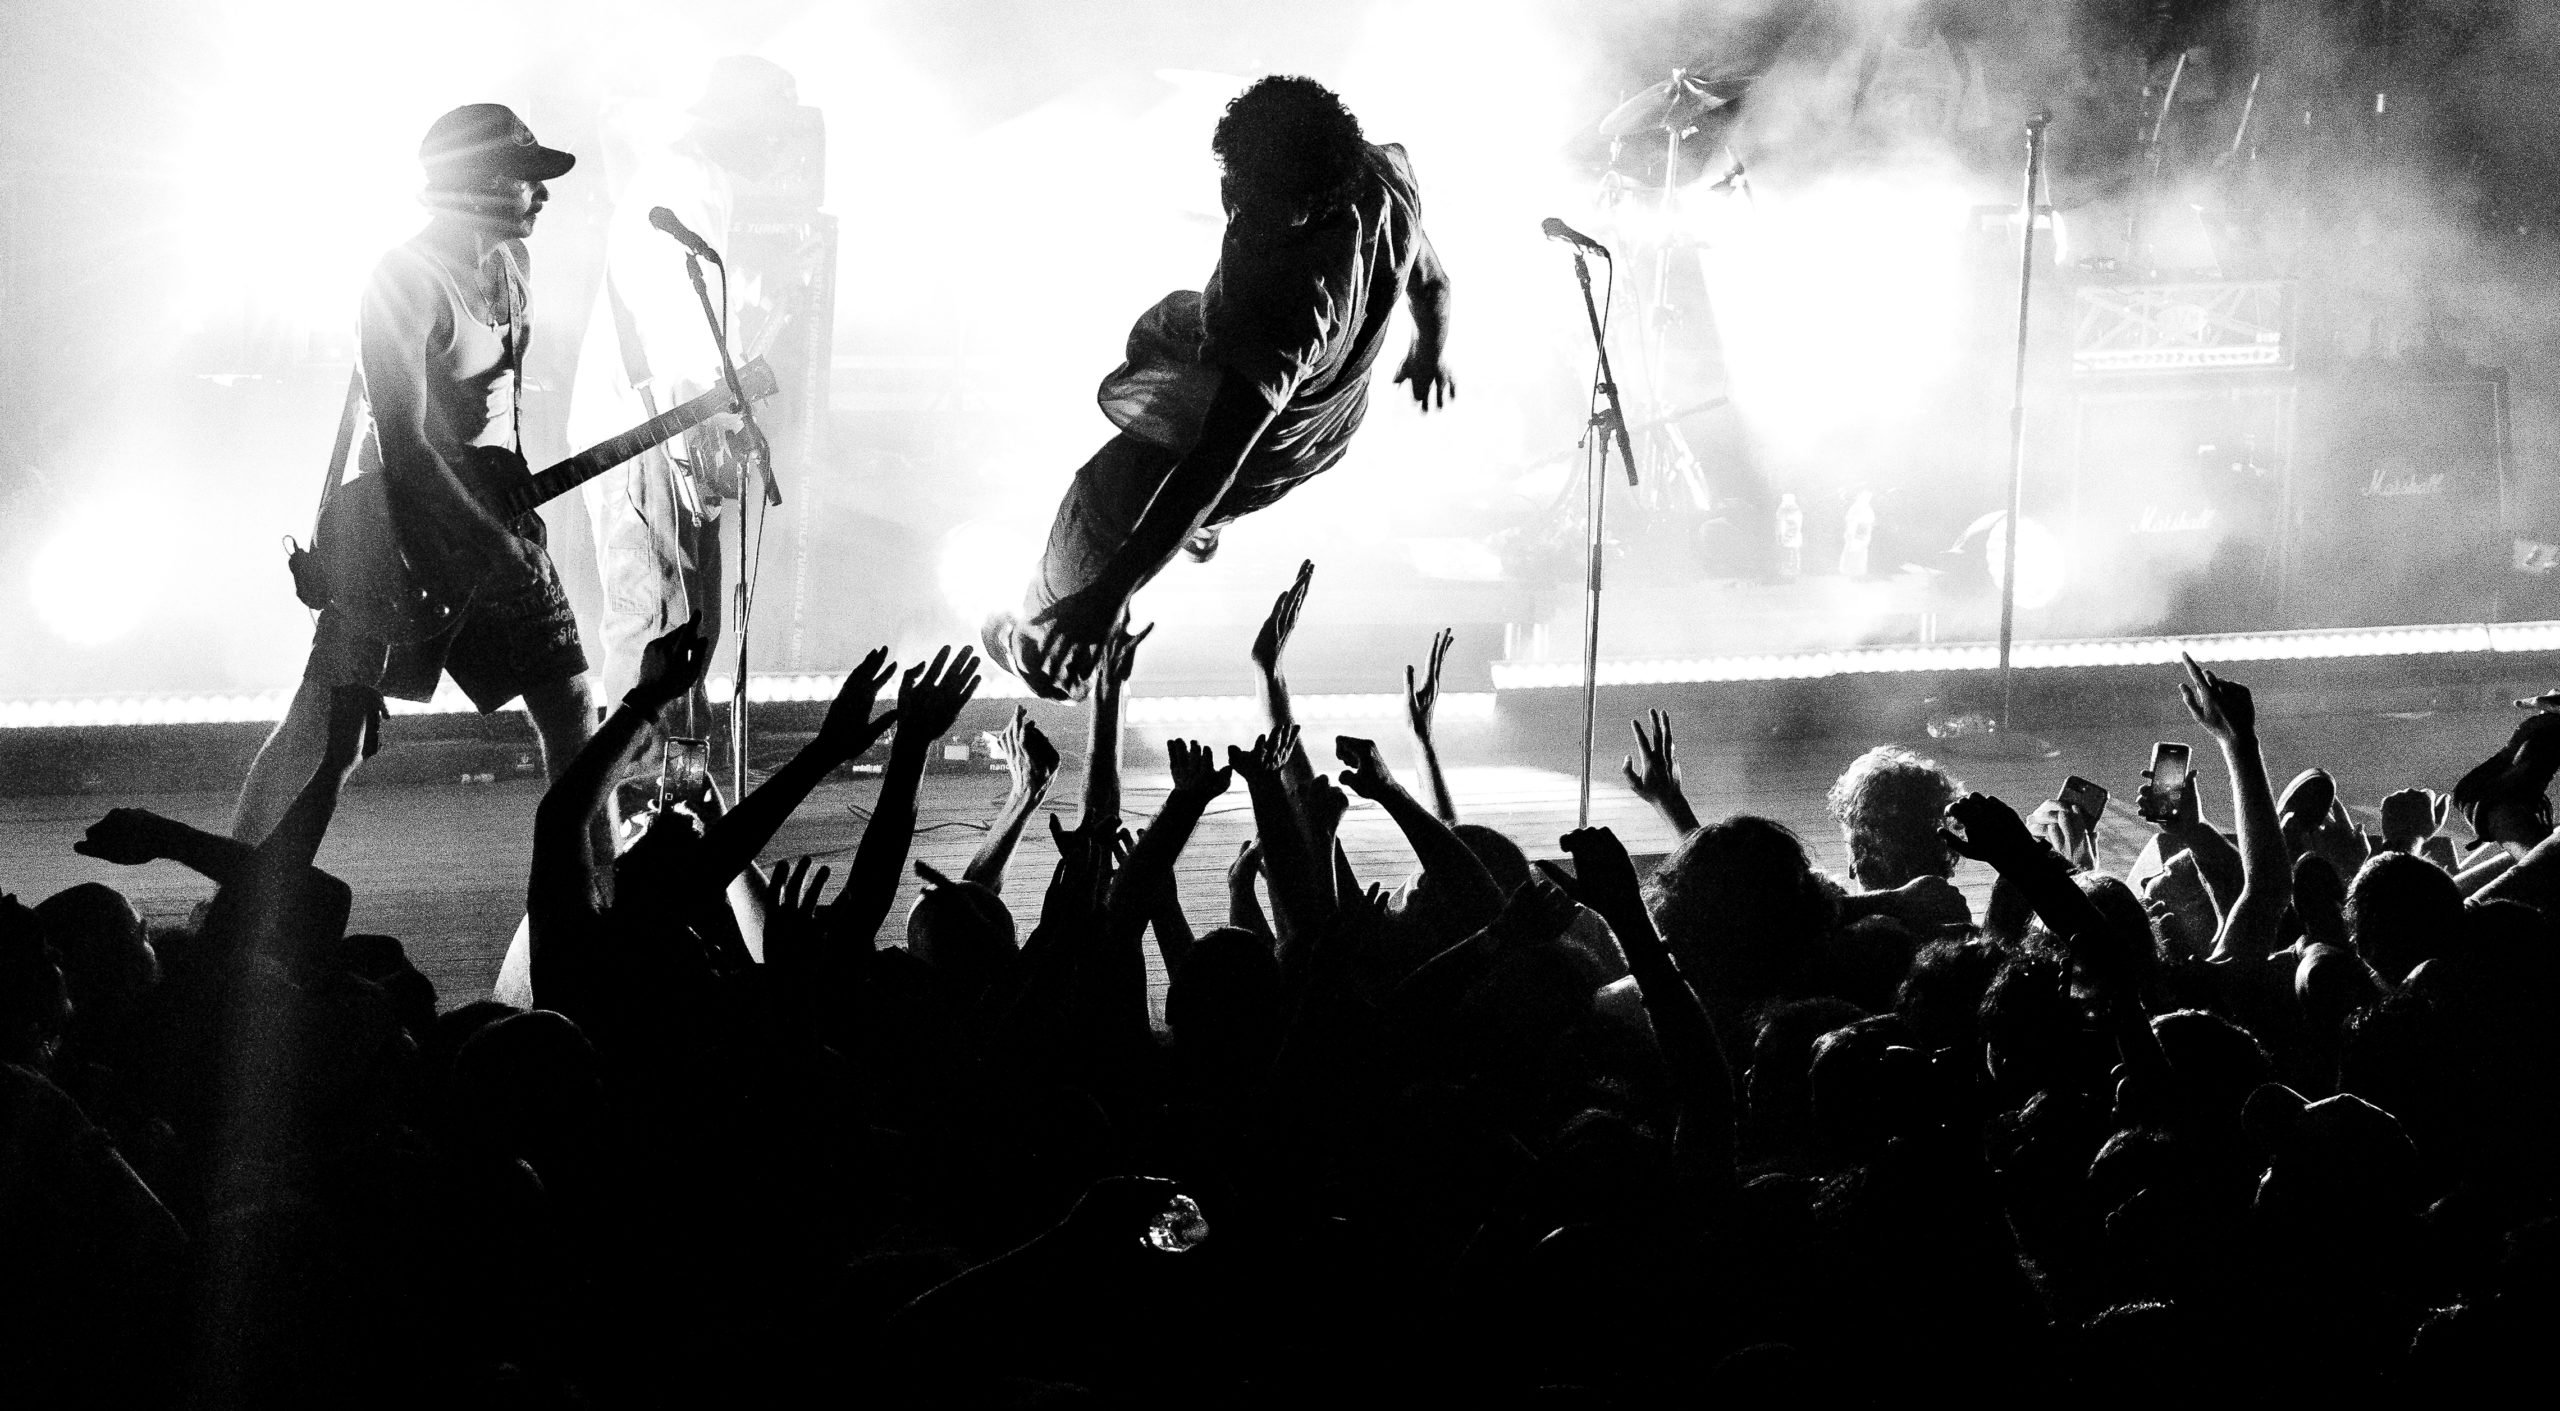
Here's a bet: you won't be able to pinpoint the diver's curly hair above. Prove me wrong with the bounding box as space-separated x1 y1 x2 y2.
1825 745 1963 890
1212 75 1368 219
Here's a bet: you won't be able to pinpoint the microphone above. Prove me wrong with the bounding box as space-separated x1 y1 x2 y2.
648 206 722 266
1541 217 1611 261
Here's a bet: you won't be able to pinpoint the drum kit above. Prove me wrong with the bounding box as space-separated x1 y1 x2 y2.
1549 63 1758 522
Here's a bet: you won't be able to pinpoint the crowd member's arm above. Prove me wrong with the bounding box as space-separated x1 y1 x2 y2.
1942 789 2169 1105
2470 828 2560 909
1621 709 1702 837
1553 826 1736 1197
1941 793 2113 956
693 649 895 891
1405 628 1459 823
1227 839 1274 943
1090 740 1230 1041
1152 885 1196 976
1252 562 1311 740
1336 733 1501 934
1028 380 1279 679
825 647 981 950
2178 655 2289 961
529 618 710 997
1392 227 1456 411
1833 872 1972 931
1228 727 1334 952
966 708 1060 894
994 814 1115 1045
1080 627 1148 833
1248 563 1329 830
252 685 382 873
2456 846 2519 897
77 809 255 885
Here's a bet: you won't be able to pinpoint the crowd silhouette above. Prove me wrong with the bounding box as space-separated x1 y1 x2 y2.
5 561 2558 1407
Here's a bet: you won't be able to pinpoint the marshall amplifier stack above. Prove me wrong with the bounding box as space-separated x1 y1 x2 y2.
2060 280 2512 633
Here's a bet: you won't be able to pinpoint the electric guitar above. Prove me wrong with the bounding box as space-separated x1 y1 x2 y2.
292 358 779 643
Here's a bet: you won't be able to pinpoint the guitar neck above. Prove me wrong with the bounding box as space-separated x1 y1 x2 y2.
492 359 776 518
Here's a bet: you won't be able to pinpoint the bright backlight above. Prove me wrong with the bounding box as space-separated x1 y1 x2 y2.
31 501 178 647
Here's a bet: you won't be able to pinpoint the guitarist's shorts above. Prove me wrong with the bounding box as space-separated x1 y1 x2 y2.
309 541 588 713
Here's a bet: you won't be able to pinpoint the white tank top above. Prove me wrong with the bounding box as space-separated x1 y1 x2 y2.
353 238 522 478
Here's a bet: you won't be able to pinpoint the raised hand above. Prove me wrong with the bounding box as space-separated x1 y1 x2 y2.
1227 724 1302 787
1166 738 1232 805
762 854 833 973
1001 707 1061 795
1043 811 1114 924
817 646 899 760
1304 772 1351 839
1229 837 1262 889
1620 708 1700 833
74 807 175 866
1940 791 2039 865
1251 560 1315 677
628 614 712 713
1101 622 1153 690
2028 799 2095 871
1557 825 1646 919
896 645 983 743
2379 787 2445 854
1406 628 1453 739
1333 734 1398 802
2178 652 2255 743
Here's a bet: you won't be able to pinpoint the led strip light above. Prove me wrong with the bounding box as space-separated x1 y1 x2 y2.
4 621 2550 730
1487 620 2560 691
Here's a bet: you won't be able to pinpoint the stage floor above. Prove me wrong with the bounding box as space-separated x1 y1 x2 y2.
0 704 2517 1017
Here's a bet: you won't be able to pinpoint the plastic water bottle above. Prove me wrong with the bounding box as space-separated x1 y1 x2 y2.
1840 490 1875 578
1776 494 1804 580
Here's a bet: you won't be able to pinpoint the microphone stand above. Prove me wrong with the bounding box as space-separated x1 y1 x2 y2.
1564 246 1640 826
680 249 786 798
1940 111 2060 763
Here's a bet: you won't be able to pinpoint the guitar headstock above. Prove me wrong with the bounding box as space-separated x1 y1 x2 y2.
738 356 781 404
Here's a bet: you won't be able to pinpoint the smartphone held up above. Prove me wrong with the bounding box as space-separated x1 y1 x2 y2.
2139 742 2191 823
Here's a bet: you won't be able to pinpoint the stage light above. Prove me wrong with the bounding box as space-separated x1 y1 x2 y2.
936 520 1044 626
29 501 178 647
1983 513 2065 611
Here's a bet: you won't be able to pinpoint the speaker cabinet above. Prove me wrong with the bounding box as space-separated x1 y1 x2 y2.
2283 368 2511 627
2062 378 2295 634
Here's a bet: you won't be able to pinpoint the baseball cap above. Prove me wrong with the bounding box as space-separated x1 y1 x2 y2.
420 103 576 183
690 56 799 133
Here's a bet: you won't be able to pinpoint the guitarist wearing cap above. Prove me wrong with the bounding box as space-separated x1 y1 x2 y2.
232 104 599 846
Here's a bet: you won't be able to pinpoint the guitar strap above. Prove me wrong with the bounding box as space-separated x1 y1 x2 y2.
312 369 367 538
496 240 526 462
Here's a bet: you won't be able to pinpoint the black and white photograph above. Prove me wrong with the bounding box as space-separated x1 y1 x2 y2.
2 1 2557 1403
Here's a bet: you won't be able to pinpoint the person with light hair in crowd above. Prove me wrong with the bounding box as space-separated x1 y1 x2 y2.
1826 744 1964 891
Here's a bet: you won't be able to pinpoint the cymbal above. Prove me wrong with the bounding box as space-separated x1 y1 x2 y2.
1597 71 1745 138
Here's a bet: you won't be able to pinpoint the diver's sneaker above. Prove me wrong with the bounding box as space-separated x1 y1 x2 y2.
1182 524 1223 562
981 610 1067 700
